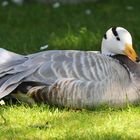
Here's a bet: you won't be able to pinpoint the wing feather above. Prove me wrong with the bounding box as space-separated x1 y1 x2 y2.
0 49 130 100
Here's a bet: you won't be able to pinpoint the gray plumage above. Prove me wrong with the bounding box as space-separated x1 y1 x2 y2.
0 48 140 108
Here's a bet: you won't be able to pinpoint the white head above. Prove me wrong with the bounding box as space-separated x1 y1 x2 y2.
101 27 138 62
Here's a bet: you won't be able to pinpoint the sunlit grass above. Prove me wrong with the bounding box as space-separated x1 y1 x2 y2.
0 105 140 139
0 0 140 139
49 27 100 51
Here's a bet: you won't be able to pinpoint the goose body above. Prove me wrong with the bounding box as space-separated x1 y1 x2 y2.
0 27 140 108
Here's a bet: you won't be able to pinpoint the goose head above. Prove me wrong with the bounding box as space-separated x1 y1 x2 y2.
101 27 139 62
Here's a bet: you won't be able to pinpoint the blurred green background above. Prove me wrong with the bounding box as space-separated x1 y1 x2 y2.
0 0 140 55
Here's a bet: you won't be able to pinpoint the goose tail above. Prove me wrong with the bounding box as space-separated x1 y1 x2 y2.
0 48 28 99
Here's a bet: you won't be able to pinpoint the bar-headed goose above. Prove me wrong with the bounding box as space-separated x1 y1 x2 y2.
0 27 140 108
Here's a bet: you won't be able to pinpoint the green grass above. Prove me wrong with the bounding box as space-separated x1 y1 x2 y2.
0 0 140 139
0 105 140 140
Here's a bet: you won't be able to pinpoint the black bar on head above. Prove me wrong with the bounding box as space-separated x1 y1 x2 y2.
112 27 118 37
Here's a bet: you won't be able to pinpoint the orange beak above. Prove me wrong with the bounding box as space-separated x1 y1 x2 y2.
123 44 139 62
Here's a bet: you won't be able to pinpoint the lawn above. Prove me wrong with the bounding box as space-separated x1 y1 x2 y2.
0 0 140 139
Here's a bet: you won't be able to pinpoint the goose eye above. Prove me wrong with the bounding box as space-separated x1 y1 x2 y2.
104 34 107 39
116 36 120 41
